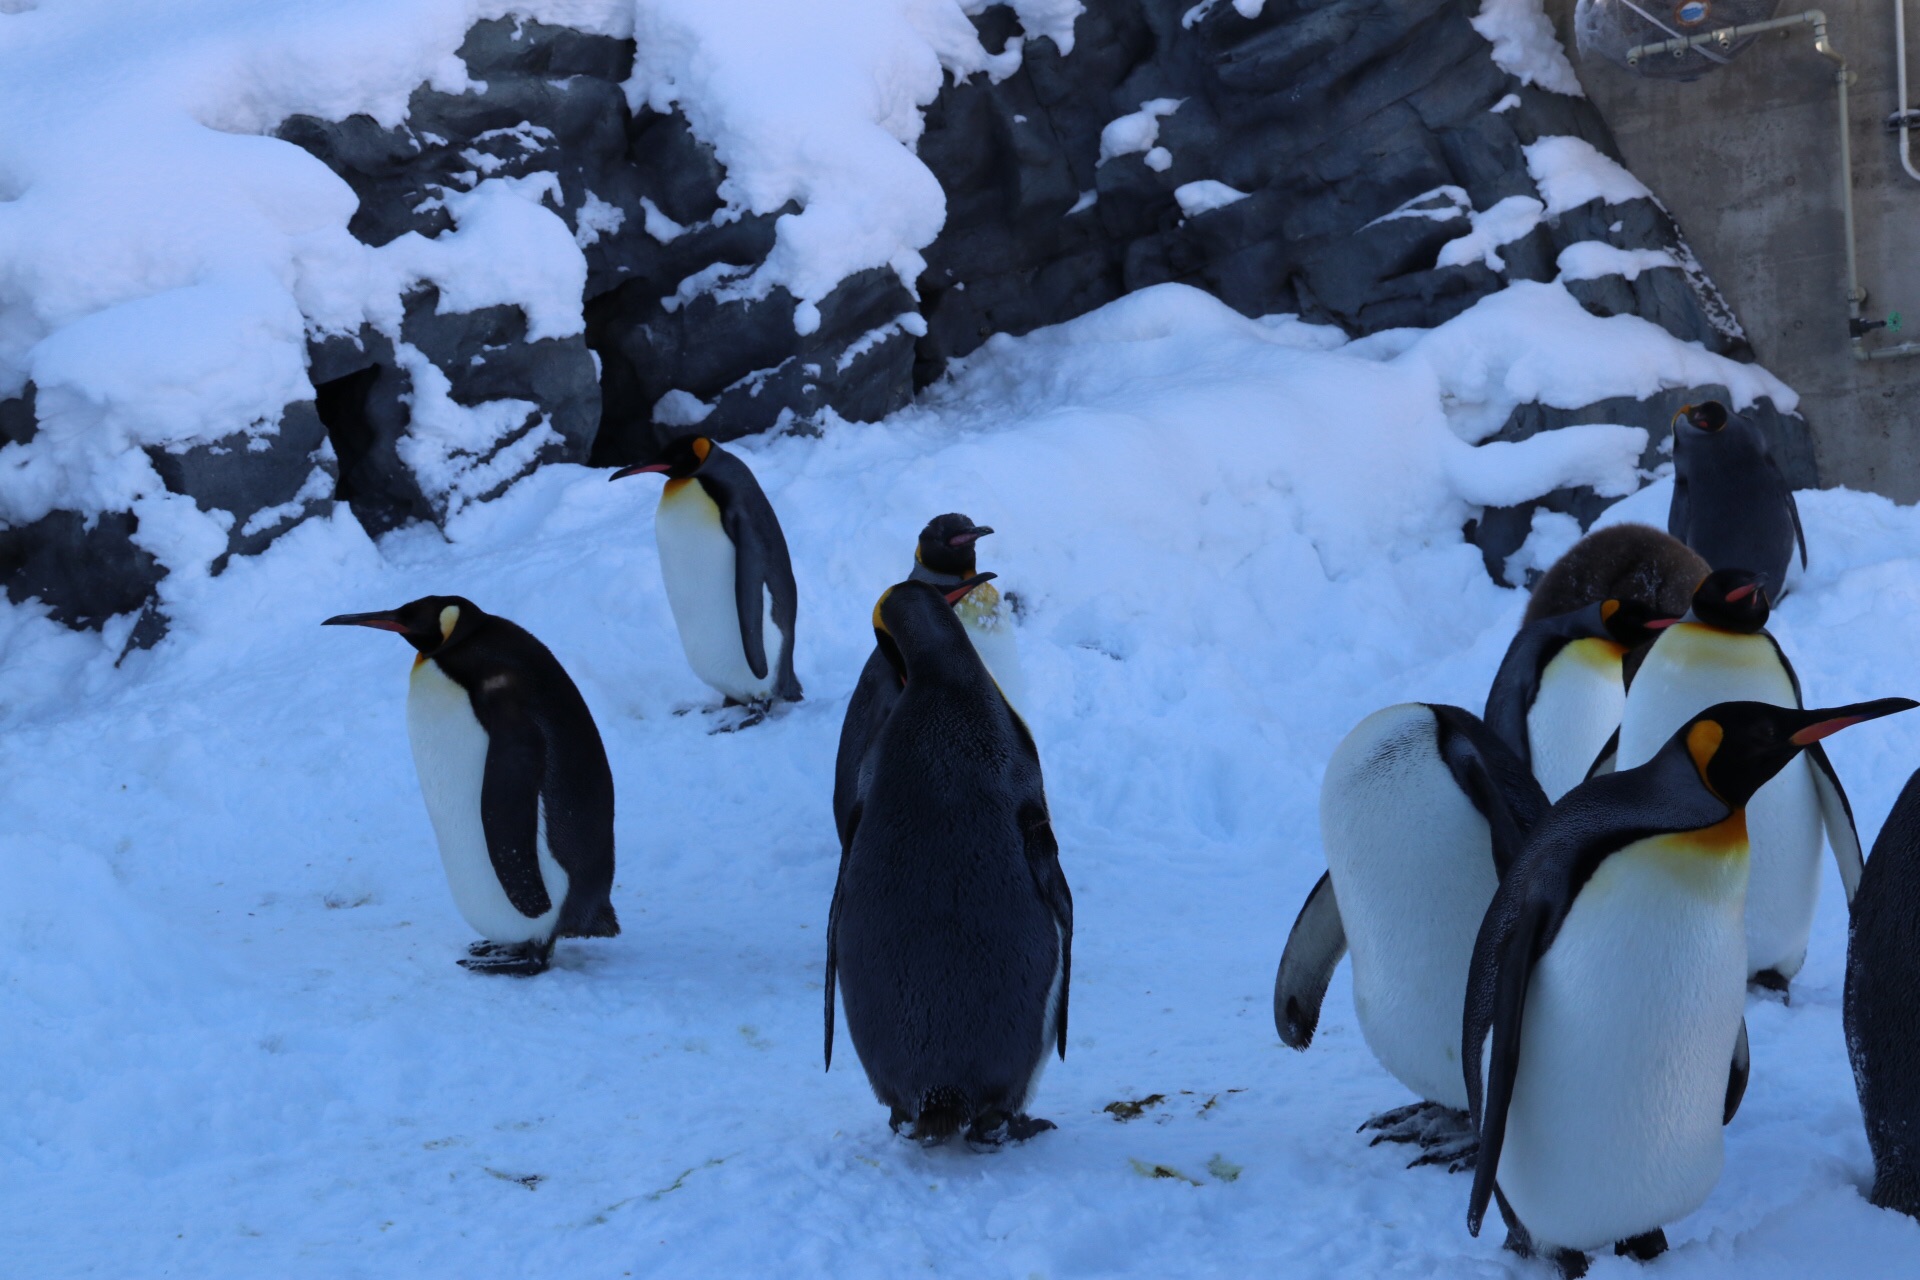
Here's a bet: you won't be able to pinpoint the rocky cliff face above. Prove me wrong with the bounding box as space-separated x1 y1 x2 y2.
0 1 1812 637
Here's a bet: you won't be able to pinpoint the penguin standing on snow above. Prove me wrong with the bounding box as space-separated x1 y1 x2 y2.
1465 697 1912 1275
1614 569 1867 993
612 435 801 720
1846 766 1920 1220
1525 523 1709 625
1669 400 1807 599
826 577 1071 1144
324 596 619 975
1484 599 1676 801
1275 703 1546 1168
833 513 1021 848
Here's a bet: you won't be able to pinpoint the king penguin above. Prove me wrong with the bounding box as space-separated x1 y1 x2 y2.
1524 523 1708 625
1275 703 1547 1168
1484 598 1676 801
612 434 801 718
1669 400 1807 600
1846 765 1920 1219
323 596 619 975
1614 568 1867 993
825 578 1071 1144
1464 697 1912 1275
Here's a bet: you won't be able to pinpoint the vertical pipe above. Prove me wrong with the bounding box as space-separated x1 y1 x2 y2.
1901 0 1920 181
1813 21 1867 328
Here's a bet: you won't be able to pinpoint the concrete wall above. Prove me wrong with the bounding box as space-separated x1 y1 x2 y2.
1549 0 1920 498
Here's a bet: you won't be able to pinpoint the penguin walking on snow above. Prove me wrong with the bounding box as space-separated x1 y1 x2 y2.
612 435 801 722
1275 703 1546 1169
1525 522 1709 625
826 577 1071 1144
1465 697 1913 1276
1484 598 1676 801
1614 569 1867 994
833 514 1021 849
1669 400 1807 600
1846 766 1920 1219
324 596 619 975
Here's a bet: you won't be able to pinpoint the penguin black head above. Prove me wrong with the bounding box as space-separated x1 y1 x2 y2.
322 595 487 657
1688 569 1770 632
1675 401 1730 434
1677 698 1916 811
872 573 996 685
916 514 994 578
608 434 713 482
1598 597 1679 647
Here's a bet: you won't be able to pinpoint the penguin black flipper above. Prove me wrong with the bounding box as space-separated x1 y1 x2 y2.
722 498 774 682
1274 872 1346 1049
1022 798 1073 1060
833 648 899 850
1726 1018 1750 1124
1465 899 1546 1238
1434 705 1547 877
825 801 855 1070
1784 478 1808 570
1808 742 1866 902
478 701 555 921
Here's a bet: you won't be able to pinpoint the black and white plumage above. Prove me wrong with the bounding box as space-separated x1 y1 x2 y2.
1484 599 1675 801
825 578 1070 1144
1846 766 1920 1219
1465 698 1912 1271
324 596 619 975
1614 570 1866 991
1669 400 1807 600
613 435 802 711
1275 703 1545 1167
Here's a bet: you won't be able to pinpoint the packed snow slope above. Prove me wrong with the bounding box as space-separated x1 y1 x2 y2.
4 286 1918 1276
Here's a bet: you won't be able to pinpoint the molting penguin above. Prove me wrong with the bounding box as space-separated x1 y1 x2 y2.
1846 766 1920 1219
1669 400 1807 600
612 435 801 718
1275 703 1547 1168
825 578 1071 1144
1484 599 1676 801
1465 698 1912 1275
1524 523 1709 625
1614 569 1866 993
324 596 619 975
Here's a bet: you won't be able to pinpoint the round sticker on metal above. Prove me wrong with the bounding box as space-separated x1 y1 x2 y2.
1675 0 1711 25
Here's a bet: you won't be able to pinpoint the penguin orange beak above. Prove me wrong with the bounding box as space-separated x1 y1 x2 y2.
1725 583 1759 603
949 525 994 547
1646 617 1681 630
1787 697 1918 746
943 572 996 605
609 463 674 480
322 610 408 633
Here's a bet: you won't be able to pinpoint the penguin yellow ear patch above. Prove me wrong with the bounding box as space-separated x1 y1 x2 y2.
691 437 712 463
438 605 460 640
1600 599 1620 622
872 588 893 635
1687 719 1725 788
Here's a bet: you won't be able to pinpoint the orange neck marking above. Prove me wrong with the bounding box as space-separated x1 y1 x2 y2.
1686 809 1749 855
663 477 692 498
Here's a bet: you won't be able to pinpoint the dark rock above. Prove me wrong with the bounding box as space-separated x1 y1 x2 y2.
144 402 335 569
0 383 35 446
0 510 165 631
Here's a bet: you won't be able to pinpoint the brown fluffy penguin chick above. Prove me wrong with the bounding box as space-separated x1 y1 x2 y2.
1525 523 1709 625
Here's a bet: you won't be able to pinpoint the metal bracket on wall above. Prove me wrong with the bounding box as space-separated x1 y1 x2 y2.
1628 11 1920 362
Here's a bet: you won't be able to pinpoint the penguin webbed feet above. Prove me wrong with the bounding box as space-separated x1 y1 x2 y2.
458 938 553 976
1499 1220 1588 1279
1614 1229 1667 1262
888 1104 1056 1149
1358 1101 1477 1172
965 1112 1056 1149
707 698 772 734
1748 969 1792 1003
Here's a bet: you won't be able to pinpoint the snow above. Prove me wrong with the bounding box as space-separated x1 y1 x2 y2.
1098 98 1184 165
1434 194 1546 272
12 280 1915 1275
1558 240 1682 282
1363 185 1470 231
1524 135 1655 215
1174 180 1250 217
1471 0 1587 97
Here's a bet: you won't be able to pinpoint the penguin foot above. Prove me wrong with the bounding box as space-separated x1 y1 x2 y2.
1748 969 1792 1003
457 939 552 976
961 1112 1056 1148
1359 1101 1474 1161
705 701 771 734
1405 1133 1477 1173
1614 1229 1667 1262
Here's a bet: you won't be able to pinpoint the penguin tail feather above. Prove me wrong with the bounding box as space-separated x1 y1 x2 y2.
910 1087 972 1142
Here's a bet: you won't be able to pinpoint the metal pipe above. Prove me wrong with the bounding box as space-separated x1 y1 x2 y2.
1900 0 1920 181
1626 12 1920 362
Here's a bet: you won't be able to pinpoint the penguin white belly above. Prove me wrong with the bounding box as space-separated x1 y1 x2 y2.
1497 832 1747 1252
407 659 568 944
1323 704 1498 1110
655 480 782 703
1616 626 1821 976
957 586 1027 714
1527 639 1625 801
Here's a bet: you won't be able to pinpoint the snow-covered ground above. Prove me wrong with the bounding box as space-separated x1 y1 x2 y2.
4 283 1918 1276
